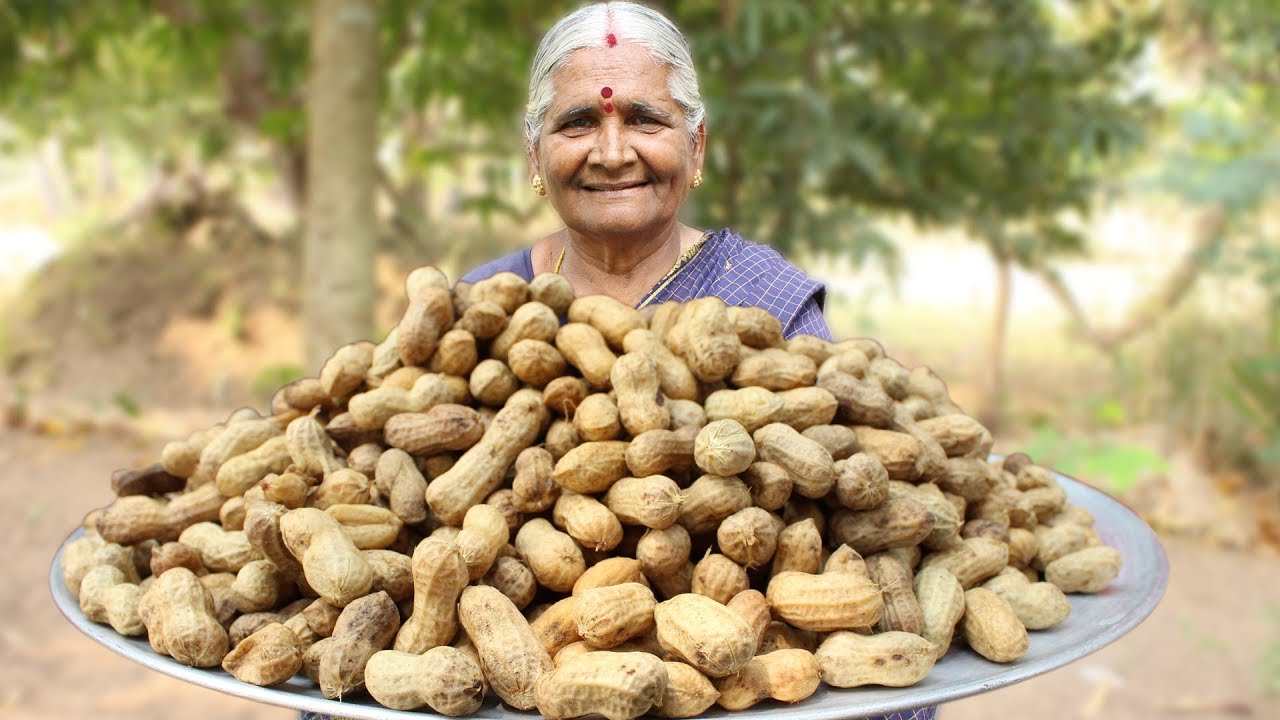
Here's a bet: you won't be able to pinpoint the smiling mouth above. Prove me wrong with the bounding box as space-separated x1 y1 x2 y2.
582 181 648 191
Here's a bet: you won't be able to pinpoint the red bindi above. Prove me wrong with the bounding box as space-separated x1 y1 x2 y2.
606 33 617 47
603 102 614 113
600 86 613 99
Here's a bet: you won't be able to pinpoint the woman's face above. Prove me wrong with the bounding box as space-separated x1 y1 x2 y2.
532 42 705 241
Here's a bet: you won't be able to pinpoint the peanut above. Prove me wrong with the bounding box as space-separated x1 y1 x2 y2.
572 556 649 595
866 552 923 635
427 328 479 376
455 503 510 580
573 582 658 648
960 587 1028 663
215 436 292 497
556 322 617 389
654 660 720 718
597 475 681 531
482 555 538 609
704 386 783 433
178 522 264 573
364 549 413 602
469 358 519 407
516 518 586 593
325 503 402 550
731 348 817 391
427 388 547 526
623 328 698 401
394 537 469 653
530 595 583 657
319 590 401 699
530 272 575 315
308 467 371 509
574 393 622 441
984 567 1071 630
372 448 429 525
625 427 697 478
829 496 933 555
364 647 486 715
753 423 835 499
678 475 752 535
553 440 630 494
512 446 560 513
1045 545 1122 593
833 452 890 510
491 301 559 360
772 518 823 576
138 567 229 667
221 622 302 686
612 352 670 435
458 585 554 710
279 507 373 607
637 524 692 584
767 570 884 632
78 565 145 636
714 648 821 710
716 507 782 569
654 593 756 678
919 536 1009 589
535 651 668 720
543 376 590 417
694 419 756 477
383 404 484 456
727 305 783 349
691 553 750 605
914 565 966 658
742 461 792 511
554 492 623 552
815 631 937 687
666 297 741 383
397 285 454 366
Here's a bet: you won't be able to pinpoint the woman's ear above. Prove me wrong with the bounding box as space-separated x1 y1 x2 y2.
527 144 541 182
692 122 707 172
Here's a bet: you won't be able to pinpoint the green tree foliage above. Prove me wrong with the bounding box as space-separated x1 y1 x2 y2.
684 0 1153 262
0 0 1154 257
1140 0 1280 478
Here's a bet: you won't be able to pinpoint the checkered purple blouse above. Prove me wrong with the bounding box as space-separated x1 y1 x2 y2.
460 228 833 341
304 232 940 720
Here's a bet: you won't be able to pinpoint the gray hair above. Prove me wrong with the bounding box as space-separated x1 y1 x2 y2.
524 1 705 149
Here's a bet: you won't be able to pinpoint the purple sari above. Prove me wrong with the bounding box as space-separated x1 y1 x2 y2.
461 228 832 340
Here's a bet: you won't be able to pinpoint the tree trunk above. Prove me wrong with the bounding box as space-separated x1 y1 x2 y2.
302 0 380 372
1036 204 1226 353
980 250 1012 431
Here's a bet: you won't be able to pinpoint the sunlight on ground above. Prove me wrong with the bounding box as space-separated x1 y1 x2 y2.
0 225 60 290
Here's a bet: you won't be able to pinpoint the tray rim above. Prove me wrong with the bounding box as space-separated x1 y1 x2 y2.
49 469 1170 719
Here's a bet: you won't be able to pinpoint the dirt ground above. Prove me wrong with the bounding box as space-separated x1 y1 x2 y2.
3 428 1278 720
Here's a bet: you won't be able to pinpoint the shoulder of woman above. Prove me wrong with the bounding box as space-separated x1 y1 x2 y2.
709 230 826 307
459 247 535 284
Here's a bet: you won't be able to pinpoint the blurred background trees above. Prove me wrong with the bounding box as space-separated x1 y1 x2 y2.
0 0 1277 495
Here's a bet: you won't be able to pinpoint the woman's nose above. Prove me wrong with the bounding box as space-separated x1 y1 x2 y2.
591 120 634 168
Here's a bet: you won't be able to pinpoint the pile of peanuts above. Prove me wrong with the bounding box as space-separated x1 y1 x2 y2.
61 267 1123 719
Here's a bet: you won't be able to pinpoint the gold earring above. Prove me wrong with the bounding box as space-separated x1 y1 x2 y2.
532 174 547 196
691 169 703 188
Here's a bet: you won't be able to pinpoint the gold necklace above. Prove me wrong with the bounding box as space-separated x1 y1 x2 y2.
554 232 712 309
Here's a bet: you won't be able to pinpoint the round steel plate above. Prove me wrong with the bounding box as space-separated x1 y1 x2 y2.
50 471 1167 719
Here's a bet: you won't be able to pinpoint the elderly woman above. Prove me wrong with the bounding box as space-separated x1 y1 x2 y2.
305 3 936 720
461 1 830 340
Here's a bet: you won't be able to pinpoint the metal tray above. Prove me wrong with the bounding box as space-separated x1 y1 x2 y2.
50 471 1168 719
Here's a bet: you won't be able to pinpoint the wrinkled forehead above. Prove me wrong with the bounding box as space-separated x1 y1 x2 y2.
548 43 676 107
